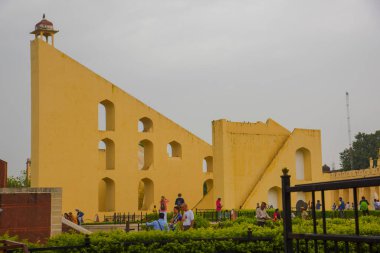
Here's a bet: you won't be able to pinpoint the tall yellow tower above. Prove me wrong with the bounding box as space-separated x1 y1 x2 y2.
30 14 58 47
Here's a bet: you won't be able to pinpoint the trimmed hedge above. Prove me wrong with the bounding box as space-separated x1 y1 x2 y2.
38 216 380 252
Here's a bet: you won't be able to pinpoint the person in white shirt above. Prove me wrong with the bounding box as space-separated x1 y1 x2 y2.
181 203 194 231
374 199 380 210
256 202 271 226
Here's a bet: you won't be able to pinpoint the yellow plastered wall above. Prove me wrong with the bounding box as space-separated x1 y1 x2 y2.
211 119 331 210
31 38 333 217
30 39 213 218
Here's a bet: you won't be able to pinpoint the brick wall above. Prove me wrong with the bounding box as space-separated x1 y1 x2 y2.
0 188 62 242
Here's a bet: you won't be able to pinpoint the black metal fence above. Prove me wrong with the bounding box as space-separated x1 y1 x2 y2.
195 209 257 222
281 168 380 253
103 212 153 224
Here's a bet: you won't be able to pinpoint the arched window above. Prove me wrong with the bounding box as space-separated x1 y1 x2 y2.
203 179 214 196
98 177 115 211
167 141 182 158
138 139 153 170
268 186 282 209
296 148 312 181
98 100 115 131
98 138 115 170
138 178 154 210
138 117 153 132
203 156 213 173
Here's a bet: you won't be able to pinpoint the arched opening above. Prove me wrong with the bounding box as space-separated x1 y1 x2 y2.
138 178 154 210
203 156 213 173
268 186 282 209
98 138 115 170
138 117 153 132
167 141 182 158
296 148 312 181
203 179 214 196
98 100 115 131
98 177 115 212
138 139 153 170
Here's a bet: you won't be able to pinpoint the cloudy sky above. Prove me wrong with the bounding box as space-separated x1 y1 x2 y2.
0 0 379 176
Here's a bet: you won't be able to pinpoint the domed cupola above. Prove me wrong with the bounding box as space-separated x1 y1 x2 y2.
30 14 59 46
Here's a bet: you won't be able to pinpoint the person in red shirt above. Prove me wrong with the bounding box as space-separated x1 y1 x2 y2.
216 197 223 221
273 208 281 222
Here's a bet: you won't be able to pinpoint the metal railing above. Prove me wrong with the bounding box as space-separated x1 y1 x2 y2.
0 239 29 253
281 168 380 253
195 209 257 222
103 212 153 224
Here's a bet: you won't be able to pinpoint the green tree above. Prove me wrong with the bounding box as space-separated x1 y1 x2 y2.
7 170 30 188
340 131 380 170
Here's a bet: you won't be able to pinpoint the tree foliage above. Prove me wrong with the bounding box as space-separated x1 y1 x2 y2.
340 131 380 170
7 170 30 188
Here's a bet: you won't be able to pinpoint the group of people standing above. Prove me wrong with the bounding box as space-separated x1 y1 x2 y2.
147 193 194 231
64 209 85 225
331 196 372 216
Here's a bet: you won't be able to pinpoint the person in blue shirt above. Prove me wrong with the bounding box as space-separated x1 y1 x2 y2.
169 206 182 230
146 212 168 231
338 197 345 218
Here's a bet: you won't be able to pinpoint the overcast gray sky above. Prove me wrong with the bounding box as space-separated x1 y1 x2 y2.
0 0 379 176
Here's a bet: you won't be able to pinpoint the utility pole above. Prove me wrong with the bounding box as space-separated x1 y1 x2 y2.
346 92 353 170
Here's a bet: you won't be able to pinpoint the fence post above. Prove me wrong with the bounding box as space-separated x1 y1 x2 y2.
281 168 293 253
247 228 253 240
84 234 90 247
125 220 130 233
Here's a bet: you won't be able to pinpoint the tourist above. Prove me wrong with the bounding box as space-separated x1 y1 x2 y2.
301 207 309 220
345 202 351 210
359 196 370 216
181 203 194 231
175 193 185 208
374 199 380 210
94 213 99 222
256 202 271 226
338 197 345 218
332 202 336 211
64 213 70 221
273 208 281 221
316 200 322 210
159 196 169 221
231 209 238 221
152 205 158 214
169 206 182 231
76 209 84 225
216 197 223 221
146 212 168 231
69 212 78 224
